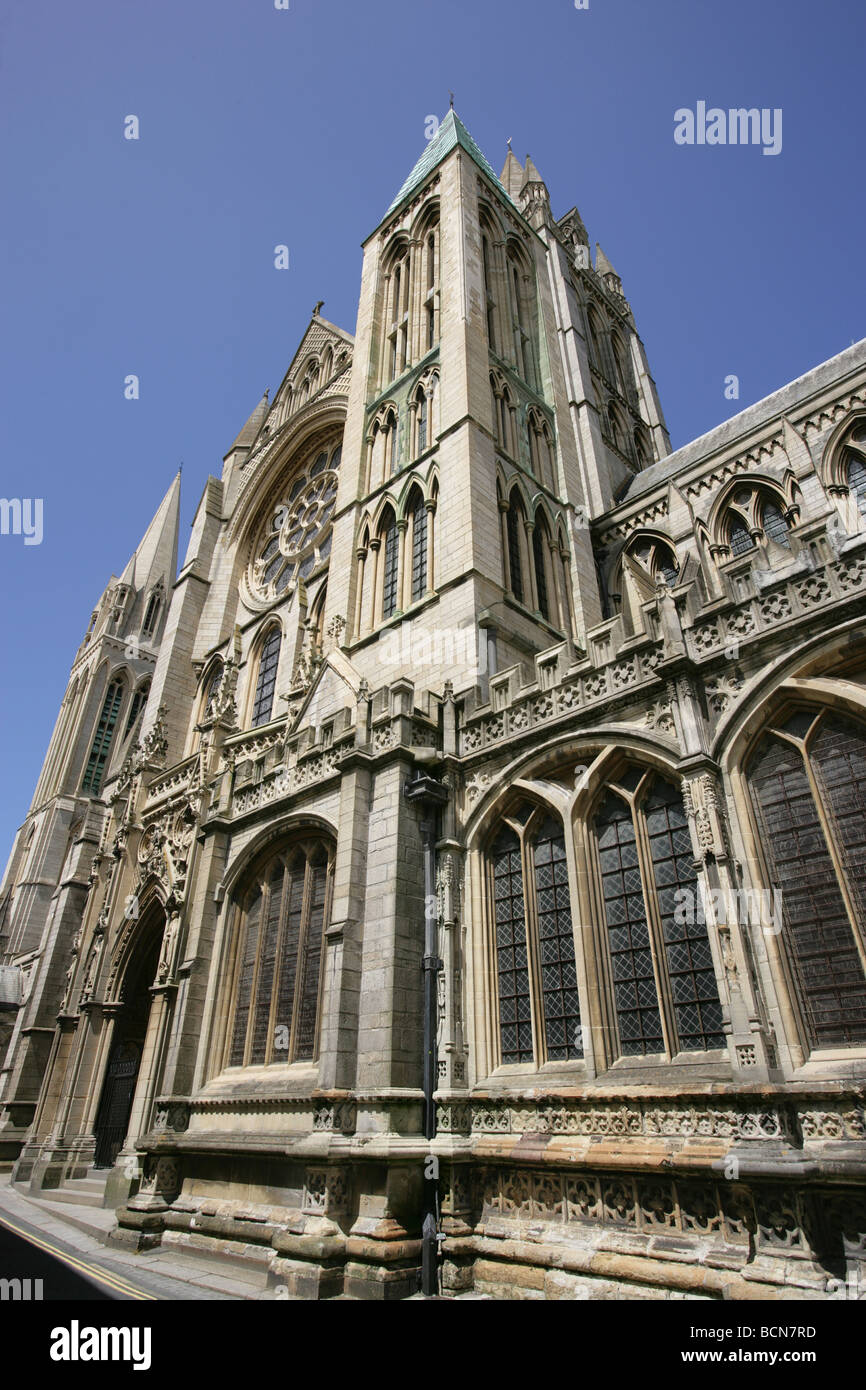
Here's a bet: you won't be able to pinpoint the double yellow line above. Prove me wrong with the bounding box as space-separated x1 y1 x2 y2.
0 1213 156 1301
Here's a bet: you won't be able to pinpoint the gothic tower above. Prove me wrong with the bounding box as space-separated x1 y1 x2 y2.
0 476 179 1161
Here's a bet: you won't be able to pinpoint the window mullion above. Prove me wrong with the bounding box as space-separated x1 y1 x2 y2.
244 883 268 1068
289 855 314 1062
803 730 866 981
521 833 545 1067
222 903 246 1071
633 801 677 1059
265 864 289 1065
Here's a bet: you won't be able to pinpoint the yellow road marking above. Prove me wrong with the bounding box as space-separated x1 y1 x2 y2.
0 1212 157 1300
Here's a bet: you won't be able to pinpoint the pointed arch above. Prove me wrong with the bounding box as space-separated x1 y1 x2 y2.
505 485 529 605
378 502 400 621
81 673 127 794
248 622 283 728
405 482 429 605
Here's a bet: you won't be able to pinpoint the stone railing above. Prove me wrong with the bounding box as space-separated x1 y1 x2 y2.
687 551 866 662
436 1089 866 1143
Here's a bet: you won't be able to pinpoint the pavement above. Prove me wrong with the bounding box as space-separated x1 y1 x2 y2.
0 1174 274 1301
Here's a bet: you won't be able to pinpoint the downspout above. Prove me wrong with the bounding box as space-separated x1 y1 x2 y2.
403 771 448 1297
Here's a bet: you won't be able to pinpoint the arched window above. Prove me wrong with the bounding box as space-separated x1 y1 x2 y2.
629 536 680 587
82 678 125 793
490 809 582 1066
123 680 150 740
424 227 438 351
507 250 536 388
611 332 629 399
634 429 650 469
201 664 223 721
593 770 724 1058
409 489 427 602
385 242 410 384
141 590 161 638
384 409 399 476
482 232 497 351
747 709 866 1049
608 404 625 455
251 627 281 727
490 375 501 447
532 518 550 621
586 305 603 371
849 454 866 513
761 500 791 550
505 492 526 604
415 386 428 456
380 508 399 620
727 513 755 556
227 839 334 1068
499 386 514 456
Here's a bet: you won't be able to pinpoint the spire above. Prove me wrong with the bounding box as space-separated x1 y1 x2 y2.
227 389 269 455
385 110 519 219
500 145 524 200
121 472 181 599
519 153 551 227
595 243 623 294
521 153 546 190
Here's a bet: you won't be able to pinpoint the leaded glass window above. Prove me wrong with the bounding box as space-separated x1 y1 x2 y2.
534 818 582 1060
492 827 533 1063
728 514 754 556
644 782 725 1049
748 710 866 1049
594 771 724 1059
251 627 281 727
382 516 399 619
141 592 161 637
227 841 333 1068
506 503 524 603
848 454 866 514
82 679 125 793
596 792 664 1056
411 496 427 602
533 525 549 620
490 810 582 1067
123 682 150 740
762 501 790 548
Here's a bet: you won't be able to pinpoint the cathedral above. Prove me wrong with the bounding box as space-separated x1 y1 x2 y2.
2 112 866 1301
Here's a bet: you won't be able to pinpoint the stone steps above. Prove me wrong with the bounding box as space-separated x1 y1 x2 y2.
28 1179 106 1209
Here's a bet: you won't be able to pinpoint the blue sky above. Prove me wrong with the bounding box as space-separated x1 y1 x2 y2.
0 0 863 854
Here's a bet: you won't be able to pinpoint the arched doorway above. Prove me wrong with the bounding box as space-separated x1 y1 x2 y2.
93 915 163 1169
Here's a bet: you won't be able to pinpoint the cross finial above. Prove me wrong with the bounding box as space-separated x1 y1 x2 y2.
449 91 454 110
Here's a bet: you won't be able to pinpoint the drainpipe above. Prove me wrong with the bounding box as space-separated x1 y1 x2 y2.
403 771 448 1297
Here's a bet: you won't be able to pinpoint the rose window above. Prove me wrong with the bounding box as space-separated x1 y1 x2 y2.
252 444 341 599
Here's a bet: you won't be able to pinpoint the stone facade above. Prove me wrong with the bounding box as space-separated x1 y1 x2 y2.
1 112 865 1300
